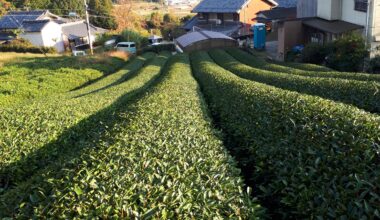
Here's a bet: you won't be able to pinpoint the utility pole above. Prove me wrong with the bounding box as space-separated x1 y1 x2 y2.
84 0 94 55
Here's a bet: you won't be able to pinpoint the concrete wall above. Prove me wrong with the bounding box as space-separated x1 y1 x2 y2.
341 0 367 26
277 20 304 61
317 0 342 20
297 0 317 18
239 0 273 25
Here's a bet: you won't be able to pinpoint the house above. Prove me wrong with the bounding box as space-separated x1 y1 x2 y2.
0 10 107 53
255 7 297 30
183 0 279 38
61 21 107 50
277 0 380 60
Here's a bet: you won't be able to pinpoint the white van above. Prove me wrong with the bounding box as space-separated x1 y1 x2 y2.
115 42 137 54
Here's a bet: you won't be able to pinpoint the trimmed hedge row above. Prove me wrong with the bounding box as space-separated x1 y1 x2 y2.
0 52 158 189
0 54 262 218
228 48 380 83
271 61 332 72
210 49 380 113
191 51 380 219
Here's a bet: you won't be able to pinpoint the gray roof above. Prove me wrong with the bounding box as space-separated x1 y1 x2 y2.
175 30 235 48
62 21 107 39
303 18 363 34
275 0 297 8
192 0 277 13
192 0 250 13
0 10 47 29
256 7 297 21
22 20 51 32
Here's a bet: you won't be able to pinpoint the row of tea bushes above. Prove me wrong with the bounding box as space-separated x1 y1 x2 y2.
0 54 262 219
0 52 160 189
228 48 380 83
191 51 380 219
210 49 380 113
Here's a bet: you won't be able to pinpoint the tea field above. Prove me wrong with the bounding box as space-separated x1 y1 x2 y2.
0 50 379 219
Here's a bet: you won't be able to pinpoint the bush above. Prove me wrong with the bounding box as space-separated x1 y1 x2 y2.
301 43 332 64
120 29 149 48
326 34 368 72
191 51 380 219
368 55 380 74
0 39 57 54
212 49 380 113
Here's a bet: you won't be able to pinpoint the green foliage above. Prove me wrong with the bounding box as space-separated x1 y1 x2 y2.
301 43 332 64
369 55 380 74
0 54 125 107
211 49 380 113
120 29 149 48
191 51 380 219
89 0 117 29
228 48 380 83
0 39 57 54
326 34 368 72
0 52 262 218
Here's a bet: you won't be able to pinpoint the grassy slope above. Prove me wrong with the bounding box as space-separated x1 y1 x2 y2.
0 54 126 108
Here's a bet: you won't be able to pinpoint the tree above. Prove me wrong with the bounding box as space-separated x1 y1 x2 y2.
89 0 117 30
0 0 12 16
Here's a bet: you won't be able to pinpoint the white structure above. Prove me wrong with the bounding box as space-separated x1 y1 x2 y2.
20 20 65 52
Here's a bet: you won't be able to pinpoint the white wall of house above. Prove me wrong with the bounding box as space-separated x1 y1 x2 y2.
341 0 367 26
41 22 65 52
21 32 44 47
20 22 65 52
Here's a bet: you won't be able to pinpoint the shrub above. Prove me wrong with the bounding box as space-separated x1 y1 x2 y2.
120 29 149 48
140 43 175 54
368 55 380 74
0 39 57 54
191 51 380 219
211 49 380 113
326 34 368 72
301 43 332 64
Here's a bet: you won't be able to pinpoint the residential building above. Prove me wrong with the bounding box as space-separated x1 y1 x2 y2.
277 0 380 60
0 10 107 52
183 0 279 38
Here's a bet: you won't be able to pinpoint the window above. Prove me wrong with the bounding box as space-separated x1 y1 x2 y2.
355 0 368 12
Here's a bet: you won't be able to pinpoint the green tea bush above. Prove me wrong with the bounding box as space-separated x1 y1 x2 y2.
301 43 332 64
228 48 380 83
0 54 263 218
210 49 380 113
0 52 158 189
191 51 380 219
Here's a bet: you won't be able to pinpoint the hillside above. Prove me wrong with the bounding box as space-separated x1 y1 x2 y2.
0 50 379 219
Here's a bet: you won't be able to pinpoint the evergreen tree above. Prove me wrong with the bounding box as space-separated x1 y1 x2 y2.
88 0 117 30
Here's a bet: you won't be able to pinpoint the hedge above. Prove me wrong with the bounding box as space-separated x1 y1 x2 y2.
191 51 380 219
210 49 380 113
228 48 380 83
0 44 57 54
0 53 263 218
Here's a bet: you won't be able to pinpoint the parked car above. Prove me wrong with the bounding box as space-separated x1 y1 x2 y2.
115 42 136 54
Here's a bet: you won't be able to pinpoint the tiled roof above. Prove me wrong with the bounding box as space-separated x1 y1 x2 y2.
175 30 234 48
256 7 297 21
0 10 47 29
62 21 107 39
192 0 277 13
22 20 51 32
